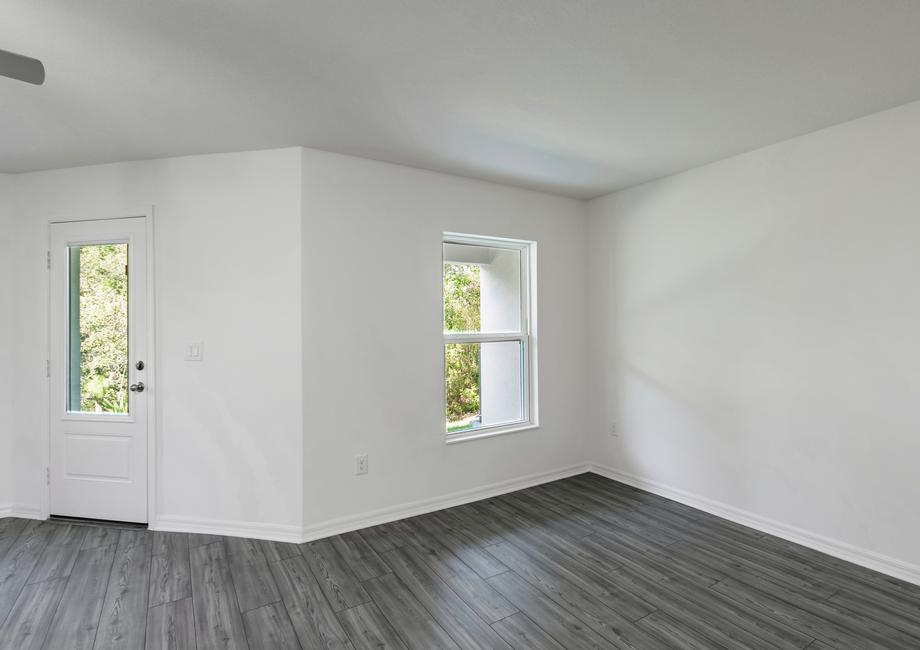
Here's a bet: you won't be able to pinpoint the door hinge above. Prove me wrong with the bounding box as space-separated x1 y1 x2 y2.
46 467 50 486
45 360 50 378
46 250 51 270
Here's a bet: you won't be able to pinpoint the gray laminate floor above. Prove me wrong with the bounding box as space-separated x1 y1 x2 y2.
1 473 918 649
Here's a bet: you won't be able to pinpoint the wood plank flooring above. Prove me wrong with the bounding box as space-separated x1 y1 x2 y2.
1 473 919 648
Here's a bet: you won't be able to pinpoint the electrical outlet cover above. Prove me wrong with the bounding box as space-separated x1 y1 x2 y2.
185 341 204 361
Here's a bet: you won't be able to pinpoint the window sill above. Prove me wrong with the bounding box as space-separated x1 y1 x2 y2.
445 423 539 445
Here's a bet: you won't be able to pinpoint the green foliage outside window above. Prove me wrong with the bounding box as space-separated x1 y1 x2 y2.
444 263 480 423
78 244 129 413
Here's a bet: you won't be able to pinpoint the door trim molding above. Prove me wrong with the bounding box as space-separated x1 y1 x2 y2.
42 207 158 524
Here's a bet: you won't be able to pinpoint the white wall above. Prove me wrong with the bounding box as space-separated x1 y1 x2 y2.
2 104 917 582
0 174 13 511
587 100 920 571
301 148 588 533
3 104 918 584
7 149 303 532
480 249 522 333
481 250 524 426
3 145 587 538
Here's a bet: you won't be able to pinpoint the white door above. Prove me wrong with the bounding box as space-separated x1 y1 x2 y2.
49 217 149 523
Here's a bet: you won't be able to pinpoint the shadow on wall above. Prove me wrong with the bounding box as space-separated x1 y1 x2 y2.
604 196 796 509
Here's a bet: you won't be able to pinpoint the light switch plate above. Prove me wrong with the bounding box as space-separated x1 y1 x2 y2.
185 341 204 361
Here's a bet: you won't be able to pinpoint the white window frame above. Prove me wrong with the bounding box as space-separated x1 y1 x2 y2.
443 232 538 443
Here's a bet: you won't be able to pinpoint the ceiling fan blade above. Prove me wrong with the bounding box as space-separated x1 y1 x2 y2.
0 48 45 85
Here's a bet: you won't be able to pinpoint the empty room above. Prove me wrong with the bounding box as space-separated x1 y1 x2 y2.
2 2 920 648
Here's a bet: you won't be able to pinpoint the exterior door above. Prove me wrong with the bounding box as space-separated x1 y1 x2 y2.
49 217 149 523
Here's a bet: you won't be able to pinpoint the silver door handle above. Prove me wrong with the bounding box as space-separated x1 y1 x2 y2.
129 382 145 393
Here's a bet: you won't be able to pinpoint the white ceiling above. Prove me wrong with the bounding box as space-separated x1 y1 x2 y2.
4 1 920 198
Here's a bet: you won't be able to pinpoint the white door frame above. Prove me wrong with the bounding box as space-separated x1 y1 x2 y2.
41 207 158 523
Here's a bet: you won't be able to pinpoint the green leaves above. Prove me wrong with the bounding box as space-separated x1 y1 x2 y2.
445 343 480 421
444 263 481 424
443 264 480 333
78 244 129 413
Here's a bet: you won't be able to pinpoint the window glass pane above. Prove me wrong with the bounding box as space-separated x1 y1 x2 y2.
443 243 520 333
67 243 129 414
445 340 523 433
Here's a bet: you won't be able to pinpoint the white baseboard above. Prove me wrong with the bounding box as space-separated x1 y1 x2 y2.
17 462 920 588
152 463 590 544
589 464 920 587
153 514 304 544
299 463 590 543
0 504 43 520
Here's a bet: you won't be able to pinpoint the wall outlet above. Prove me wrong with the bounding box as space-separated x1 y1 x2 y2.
185 341 204 361
356 454 368 475
609 422 618 436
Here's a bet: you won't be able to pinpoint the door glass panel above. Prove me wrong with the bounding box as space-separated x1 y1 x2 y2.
67 243 129 414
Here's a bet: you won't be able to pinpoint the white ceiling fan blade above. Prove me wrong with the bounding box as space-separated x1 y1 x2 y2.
0 48 45 85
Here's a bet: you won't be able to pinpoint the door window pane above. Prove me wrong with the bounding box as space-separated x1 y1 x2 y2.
445 340 523 433
67 243 129 414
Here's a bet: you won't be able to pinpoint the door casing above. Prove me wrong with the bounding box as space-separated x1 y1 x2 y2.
41 208 157 523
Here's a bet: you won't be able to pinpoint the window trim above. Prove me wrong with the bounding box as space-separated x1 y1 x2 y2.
442 232 537 441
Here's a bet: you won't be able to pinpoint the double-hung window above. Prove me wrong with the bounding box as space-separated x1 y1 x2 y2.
443 233 536 441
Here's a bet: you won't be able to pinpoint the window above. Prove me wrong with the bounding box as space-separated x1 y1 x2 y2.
67 242 130 414
443 233 536 440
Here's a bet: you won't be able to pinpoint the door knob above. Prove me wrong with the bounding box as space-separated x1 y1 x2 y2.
129 382 145 393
